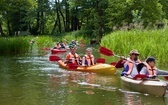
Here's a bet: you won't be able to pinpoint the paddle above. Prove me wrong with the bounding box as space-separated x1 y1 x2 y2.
49 55 61 61
67 63 79 70
96 58 117 65
99 47 120 57
133 74 148 80
96 58 106 63
99 47 122 65
110 62 117 66
49 55 79 70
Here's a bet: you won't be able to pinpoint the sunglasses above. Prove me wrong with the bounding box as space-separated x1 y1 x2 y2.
131 53 139 56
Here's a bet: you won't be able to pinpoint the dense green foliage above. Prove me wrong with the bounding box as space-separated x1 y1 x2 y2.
53 30 90 44
100 27 168 64
0 0 168 39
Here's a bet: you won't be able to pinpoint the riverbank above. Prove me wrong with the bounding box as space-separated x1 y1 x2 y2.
0 31 90 55
100 27 168 65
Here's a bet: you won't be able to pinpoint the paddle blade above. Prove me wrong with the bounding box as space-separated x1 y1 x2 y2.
110 62 117 66
99 47 114 56
67 63 78 70
96 58 106 63
164 76 168 80
49 55 61 61
133 74 147 80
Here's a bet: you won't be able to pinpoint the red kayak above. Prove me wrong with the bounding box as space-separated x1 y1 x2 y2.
51 49 66 54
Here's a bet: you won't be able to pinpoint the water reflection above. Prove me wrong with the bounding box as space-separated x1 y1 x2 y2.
0 55 168 105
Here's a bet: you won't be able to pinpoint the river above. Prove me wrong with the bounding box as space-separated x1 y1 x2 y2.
0 45 168 105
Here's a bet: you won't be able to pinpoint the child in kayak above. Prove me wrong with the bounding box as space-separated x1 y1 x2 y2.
82 48 95 66
138 57 157 78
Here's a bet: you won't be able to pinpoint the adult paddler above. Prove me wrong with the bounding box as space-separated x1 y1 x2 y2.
65 44 81 65
120 49 141 77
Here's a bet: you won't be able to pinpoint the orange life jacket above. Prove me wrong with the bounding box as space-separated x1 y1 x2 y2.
126 58 141 74
143 62 157 75
83 55 95 66
66 53 81 65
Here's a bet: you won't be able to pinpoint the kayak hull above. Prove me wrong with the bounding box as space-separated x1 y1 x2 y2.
58 60 116 74
51 49 66 54
121 76 167 96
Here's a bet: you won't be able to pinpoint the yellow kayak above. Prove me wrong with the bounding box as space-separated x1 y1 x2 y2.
57 60 116 74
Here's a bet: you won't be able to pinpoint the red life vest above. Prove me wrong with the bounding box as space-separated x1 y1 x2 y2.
83 55 95 66
126 58 141 74
143 62 157 75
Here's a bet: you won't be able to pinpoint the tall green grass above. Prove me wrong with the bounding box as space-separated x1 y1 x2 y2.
35 36 53 49
0 36 54 55
100 27 168 65
0 37 31 55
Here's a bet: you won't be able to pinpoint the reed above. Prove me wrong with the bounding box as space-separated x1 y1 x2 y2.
0 37 31 55
35 36 53 49
100 27 168 65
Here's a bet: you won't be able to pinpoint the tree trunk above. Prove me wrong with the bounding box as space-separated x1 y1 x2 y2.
96 0 103 41
7 19 12 36
65 0 70 32
36 11 40 34
51 19 58 35
59 9 66 32
0 22 5 37
55 0 61 33
41 11 45 34
71 7 79 31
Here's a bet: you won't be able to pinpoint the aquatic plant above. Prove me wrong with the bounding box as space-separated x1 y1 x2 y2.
100 27 168 65
35 36 53 49
0 37 31 55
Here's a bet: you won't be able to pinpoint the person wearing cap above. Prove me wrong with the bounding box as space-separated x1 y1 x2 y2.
65 45 81 65
82 48 95 66
139 57 157 78
121 49 141 77
59 41 66 49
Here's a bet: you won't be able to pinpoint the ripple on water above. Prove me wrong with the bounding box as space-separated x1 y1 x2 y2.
78 82 101 87
119 89 140 95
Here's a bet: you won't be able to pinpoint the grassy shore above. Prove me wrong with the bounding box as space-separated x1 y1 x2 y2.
0 31 90 55
100 27 168 65
0 37 31 55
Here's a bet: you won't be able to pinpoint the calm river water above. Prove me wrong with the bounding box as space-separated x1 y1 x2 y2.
0 45 168 105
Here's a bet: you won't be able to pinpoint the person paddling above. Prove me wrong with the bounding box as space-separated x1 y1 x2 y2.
65 44 81 65
54 42 61 49
121 49 141 77
59 41 66 49
82 48 95 66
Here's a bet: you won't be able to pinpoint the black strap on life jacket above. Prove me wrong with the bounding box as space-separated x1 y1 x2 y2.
137 63 145 73
85 55 93 65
